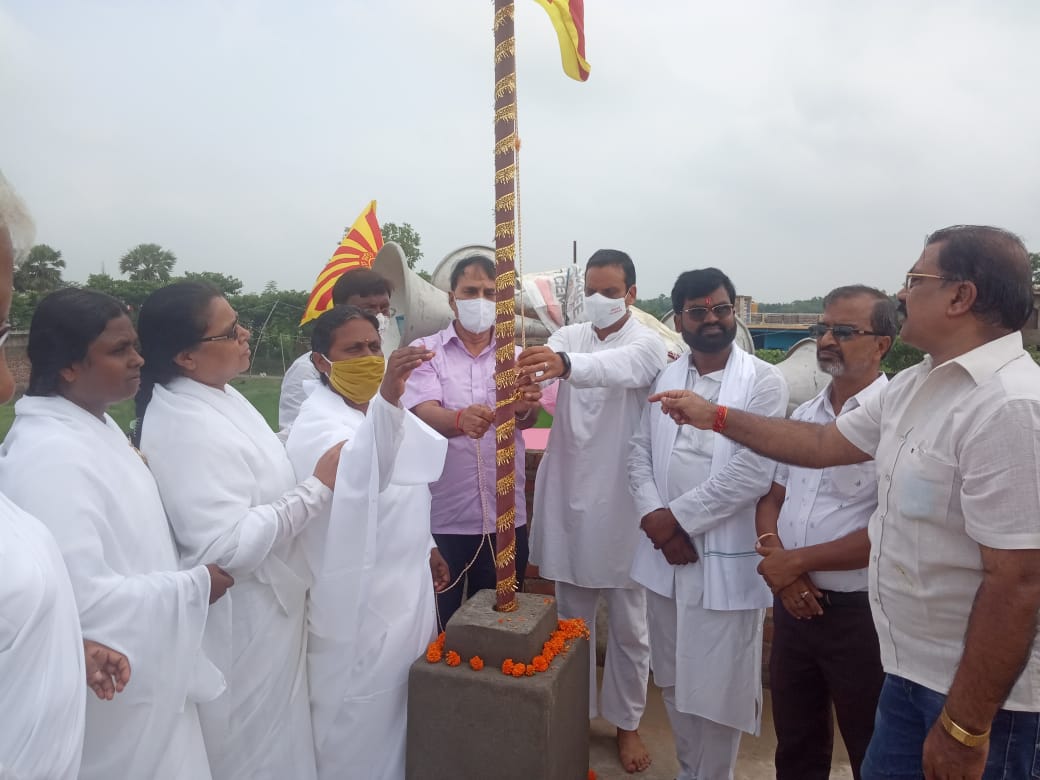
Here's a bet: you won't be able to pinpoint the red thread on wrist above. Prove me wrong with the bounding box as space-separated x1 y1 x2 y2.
713 404 729 433
455 409 464 432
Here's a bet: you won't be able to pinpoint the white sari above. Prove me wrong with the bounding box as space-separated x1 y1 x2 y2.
285 385 446 780
0 395 220 779
142 377 329 780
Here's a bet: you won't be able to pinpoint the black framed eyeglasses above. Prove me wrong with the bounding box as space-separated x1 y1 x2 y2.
681 303 735 321
807 323 880 341
198 318 240 343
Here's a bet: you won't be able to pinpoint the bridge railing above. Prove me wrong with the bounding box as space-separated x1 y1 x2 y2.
745 312 819 326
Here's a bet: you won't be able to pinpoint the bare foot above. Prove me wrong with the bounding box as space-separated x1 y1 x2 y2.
617 727 651 773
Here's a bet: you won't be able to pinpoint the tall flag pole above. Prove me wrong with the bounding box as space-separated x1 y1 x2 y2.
492 0 519 612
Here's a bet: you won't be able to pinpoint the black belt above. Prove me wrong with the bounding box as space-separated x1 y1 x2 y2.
819 589 869 608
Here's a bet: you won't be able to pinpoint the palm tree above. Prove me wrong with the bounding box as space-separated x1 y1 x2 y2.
14 244 66 294
119 243 177 283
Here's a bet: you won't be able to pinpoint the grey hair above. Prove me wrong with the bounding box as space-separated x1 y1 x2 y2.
0 171 35 265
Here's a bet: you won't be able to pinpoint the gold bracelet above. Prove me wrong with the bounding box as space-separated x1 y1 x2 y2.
939 707 990 747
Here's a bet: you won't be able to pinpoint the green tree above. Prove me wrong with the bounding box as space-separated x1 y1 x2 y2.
182 270 243 296
119 243 177 283
756 296 826 314
881 338 925 374
381 222 423 269
1030 252 1040 285
84 273 163 316
634 294 672 319
14 244 66 294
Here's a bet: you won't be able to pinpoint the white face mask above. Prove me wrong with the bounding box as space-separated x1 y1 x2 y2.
455 298 497 334
582 292 628 329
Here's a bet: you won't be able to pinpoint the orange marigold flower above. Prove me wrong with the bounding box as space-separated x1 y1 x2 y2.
502 659 515 675
434 631 446 648
525 665 536 677
426 646 443 663
511 663 526 677
588 771 597 780
445 650 461 667
532 655 549 672
469 655 484 671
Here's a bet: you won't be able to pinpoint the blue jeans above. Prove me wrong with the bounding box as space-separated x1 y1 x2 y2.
861 674 1040 779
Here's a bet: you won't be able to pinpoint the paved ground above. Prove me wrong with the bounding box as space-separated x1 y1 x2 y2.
588 673 853 780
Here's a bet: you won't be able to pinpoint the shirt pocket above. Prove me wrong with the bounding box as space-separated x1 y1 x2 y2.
894 446 957 525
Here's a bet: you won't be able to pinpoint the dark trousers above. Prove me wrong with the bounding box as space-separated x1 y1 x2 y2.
433 525 529 631
771 591 884 780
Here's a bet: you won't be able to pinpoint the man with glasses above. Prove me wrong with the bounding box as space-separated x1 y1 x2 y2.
755 286 897 780
650 226 1040 780
278 269 395 433
516 249 667 774
627 267 787 779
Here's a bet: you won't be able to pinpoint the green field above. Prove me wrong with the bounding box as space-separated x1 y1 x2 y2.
0 376 284 439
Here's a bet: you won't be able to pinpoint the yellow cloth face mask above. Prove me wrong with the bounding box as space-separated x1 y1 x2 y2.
322 354 385 404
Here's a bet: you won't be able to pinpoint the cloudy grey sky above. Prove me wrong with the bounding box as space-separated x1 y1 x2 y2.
2 1 1038 301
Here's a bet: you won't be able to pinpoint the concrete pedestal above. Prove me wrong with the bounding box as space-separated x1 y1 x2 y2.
406 590 590 780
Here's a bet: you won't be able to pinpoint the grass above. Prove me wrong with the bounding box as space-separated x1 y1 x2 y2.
0 376 284 439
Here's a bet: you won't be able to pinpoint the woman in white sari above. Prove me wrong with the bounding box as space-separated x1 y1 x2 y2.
0 288 231 780
134 282 342 780
284 305 448 780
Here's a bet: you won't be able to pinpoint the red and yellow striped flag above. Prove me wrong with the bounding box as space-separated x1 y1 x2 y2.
533 0 590 82
300 200 383 325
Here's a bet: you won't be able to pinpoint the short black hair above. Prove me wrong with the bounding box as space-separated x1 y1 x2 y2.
449 254 496 290
310 305 380 386
585 249 635 289
926 225 1033 331
822 285 899 358
670 268 736 316
331 269 394 305
28 288 129 396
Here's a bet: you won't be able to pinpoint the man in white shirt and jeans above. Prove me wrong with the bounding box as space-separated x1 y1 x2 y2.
650 225 1040 780
755 286 898 780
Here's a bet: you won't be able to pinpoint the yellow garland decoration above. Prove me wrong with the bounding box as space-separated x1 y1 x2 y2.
494 132 517 156
495 443 516 466
494 74 516 99
496 299 513 315
496 573 518 597
495 270 515 289
493 4 514 31
494 221 515 239
495 539 516 568
494 163 517 183
496 392 519 409
495 245 515 263
494 39 516 64
495 192 516 213
496 506 516 533
495 344 513 363
495 369 518 389
496 418 515 442
495 320 516 340
496 473 515 497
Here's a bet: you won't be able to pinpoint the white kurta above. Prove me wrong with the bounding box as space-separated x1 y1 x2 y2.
531 316 668 587
141 377 330 780
628 348 787 734
0 493 84 780
0 395 222 780
285 385 446 780
278 352 320 433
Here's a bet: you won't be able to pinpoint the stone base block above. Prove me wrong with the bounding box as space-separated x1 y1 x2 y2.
406 594 590 780
446 589 559 670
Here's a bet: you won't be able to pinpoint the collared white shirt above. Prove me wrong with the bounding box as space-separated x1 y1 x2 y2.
837 332 1040 710
775 373 887 592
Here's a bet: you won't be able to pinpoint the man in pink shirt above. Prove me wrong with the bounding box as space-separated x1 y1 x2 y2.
402 254 541 627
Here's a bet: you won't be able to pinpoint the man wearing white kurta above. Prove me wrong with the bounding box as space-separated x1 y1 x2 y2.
517 250 667 773
628 268 787 779
0 395 226 780
286 382 445 779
